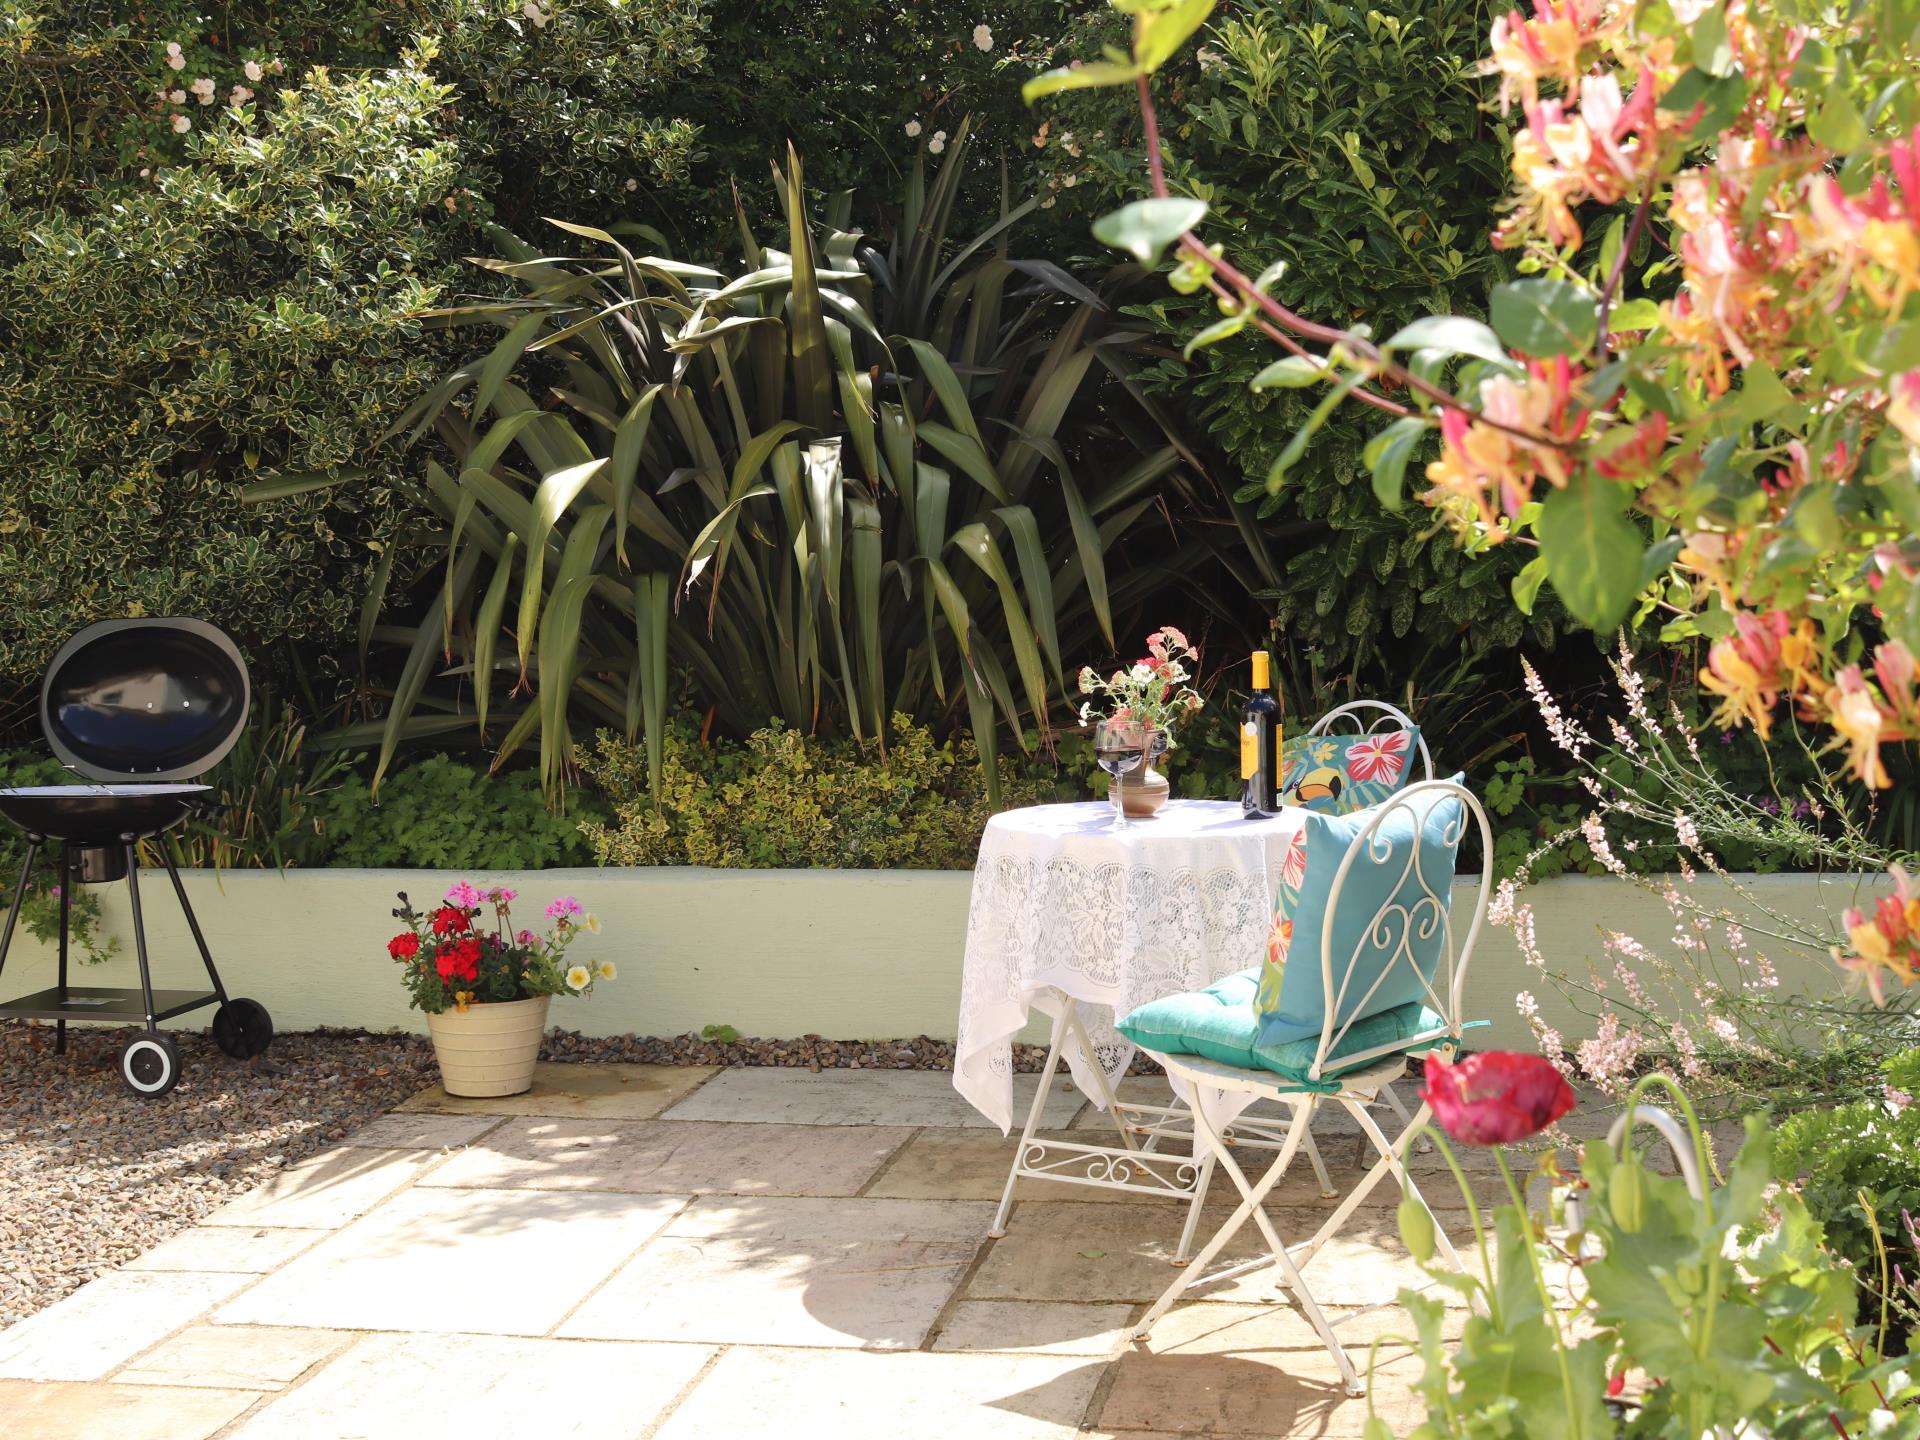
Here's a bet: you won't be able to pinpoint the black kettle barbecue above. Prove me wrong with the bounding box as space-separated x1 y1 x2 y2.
0 618 273 1096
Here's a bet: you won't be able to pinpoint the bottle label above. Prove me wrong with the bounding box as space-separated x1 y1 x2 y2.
1240 721 1258 780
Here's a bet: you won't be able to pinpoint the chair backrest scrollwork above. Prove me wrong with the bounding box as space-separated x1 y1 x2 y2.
1308 778 1492 1080
1306 699 1435 783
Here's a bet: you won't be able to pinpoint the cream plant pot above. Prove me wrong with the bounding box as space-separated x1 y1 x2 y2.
426 993 551 1097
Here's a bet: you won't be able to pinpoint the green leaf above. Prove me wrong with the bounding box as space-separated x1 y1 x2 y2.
1022 60 1144 103
1539 475 1644 629
241 470 367 503
1249 355 1330 389
1809 87 1869 151
1491 279 1598 358
1136 0 1219 72
1604 298 1662 332
471 313 548 419
1362 417 1427 509
1383 316 1509 367
1182 311 1249 358
1689 3 1734 77
1512 555 1550 615
1091 198 1208 266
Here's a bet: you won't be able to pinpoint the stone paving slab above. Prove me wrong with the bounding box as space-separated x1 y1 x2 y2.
224 1333 714 1439
1098 1341 1427 1437
121 1225 326 1274
419 1115 911 1196
397 1062 719 1119
216 1186 686 1335
113 1325 348 1391
663 1067 1085 1129
933 1300 1136 1356
865 1127 1184 1205
559 1196 992 1350
199 1147 444 1229
0 1272 252 1382
654 1346 1105 1440
340 1112 505 1149
0 1379 258 1440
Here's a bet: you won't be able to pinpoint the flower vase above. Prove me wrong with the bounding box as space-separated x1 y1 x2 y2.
426 994 550 1097
1118 730 1171 819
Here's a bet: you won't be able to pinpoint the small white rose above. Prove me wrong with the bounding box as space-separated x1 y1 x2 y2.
167 53 185 70
165 41 181 56
244 60 263 82
523 0 550 26
624 177 638 190
928 129 948 155
139 167 151 178
972 23 993 50
171 114 191 133
904 119 922 138
230 85 252 105
169 89 186 105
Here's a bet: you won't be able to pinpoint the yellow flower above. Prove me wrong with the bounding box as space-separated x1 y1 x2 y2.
582 913 602 934
565 965 591 992
596 960 618 981
453 990 475 1014
1849 920 1893 971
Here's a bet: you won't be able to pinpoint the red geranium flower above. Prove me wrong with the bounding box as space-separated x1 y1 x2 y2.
1419 1051 1576 1146
433 936 482 985
430 905 470 936
388 933 420 961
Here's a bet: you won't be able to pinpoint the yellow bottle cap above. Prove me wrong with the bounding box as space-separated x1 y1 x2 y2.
1251 650 1270 688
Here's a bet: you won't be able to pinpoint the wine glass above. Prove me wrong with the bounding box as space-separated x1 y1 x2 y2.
1093 716 1148 830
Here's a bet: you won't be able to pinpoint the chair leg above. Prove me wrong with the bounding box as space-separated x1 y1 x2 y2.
1138 1095 1364 1397
1299 1123 1337 1199
1344 1098 1470 1281
1171 1147 1215 1266
989 1010 1069 1239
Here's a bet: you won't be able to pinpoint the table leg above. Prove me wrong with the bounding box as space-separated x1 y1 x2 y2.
988 1009 1069 1240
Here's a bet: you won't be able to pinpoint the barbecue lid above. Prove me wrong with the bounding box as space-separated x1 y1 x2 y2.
40 619 250 782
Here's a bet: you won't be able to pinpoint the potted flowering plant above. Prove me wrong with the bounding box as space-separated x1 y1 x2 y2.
1076 625 1204 817
1372 1053 1920 1438
387 881 614 1097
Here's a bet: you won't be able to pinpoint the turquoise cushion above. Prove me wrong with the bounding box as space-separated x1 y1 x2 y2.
1254 778 1466 1049
1116 968 1449 1091
1280 727 1422 814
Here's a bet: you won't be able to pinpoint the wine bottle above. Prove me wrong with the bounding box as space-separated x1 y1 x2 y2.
1241 649 1280 816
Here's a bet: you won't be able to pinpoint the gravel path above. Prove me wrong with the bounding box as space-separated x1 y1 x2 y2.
0 1022 436 1330
1 1020 1133 1332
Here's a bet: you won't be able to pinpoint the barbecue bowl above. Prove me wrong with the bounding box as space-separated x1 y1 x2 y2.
0 784 207 845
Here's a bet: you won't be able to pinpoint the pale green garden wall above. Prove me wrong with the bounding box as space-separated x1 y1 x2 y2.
0 868 1884 1052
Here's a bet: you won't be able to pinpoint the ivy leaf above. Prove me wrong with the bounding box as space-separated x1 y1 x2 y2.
1539 474 1643 629
1491 279 1598 358
1091 198 1208 265
1383 315 1509 366
1361 417 1427 510
1249 355 1329 389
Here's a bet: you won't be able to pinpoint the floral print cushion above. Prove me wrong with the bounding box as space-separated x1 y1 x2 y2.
1278 727 1421 815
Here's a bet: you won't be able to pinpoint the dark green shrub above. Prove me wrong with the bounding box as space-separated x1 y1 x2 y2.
0 750 115 962
318 756 602 869
1027 0 1567 677
581 716 1036 870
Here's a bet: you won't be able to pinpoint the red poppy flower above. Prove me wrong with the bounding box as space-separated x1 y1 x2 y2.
388 933 420 961
1419 1051 1576 1146
430 905 470 936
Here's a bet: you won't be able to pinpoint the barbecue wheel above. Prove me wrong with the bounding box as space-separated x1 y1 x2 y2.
212 998 273 1060
120 1033 180 1097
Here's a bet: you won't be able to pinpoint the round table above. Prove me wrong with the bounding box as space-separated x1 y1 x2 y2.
953 798 1305 1133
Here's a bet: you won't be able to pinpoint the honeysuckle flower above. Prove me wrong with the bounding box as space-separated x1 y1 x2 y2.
171 114 191 132
972 23 993 50
244 59 264 82
1699 610 1819 740
1420 1051 1577 1145
1824 666 1895 789
905 119 922 138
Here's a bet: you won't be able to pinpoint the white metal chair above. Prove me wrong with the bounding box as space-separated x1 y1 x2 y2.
1130 778 1492 1397
984 699 1437 1264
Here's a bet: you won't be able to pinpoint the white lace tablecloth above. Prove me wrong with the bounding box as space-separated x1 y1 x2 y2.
954 799 1307 1133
